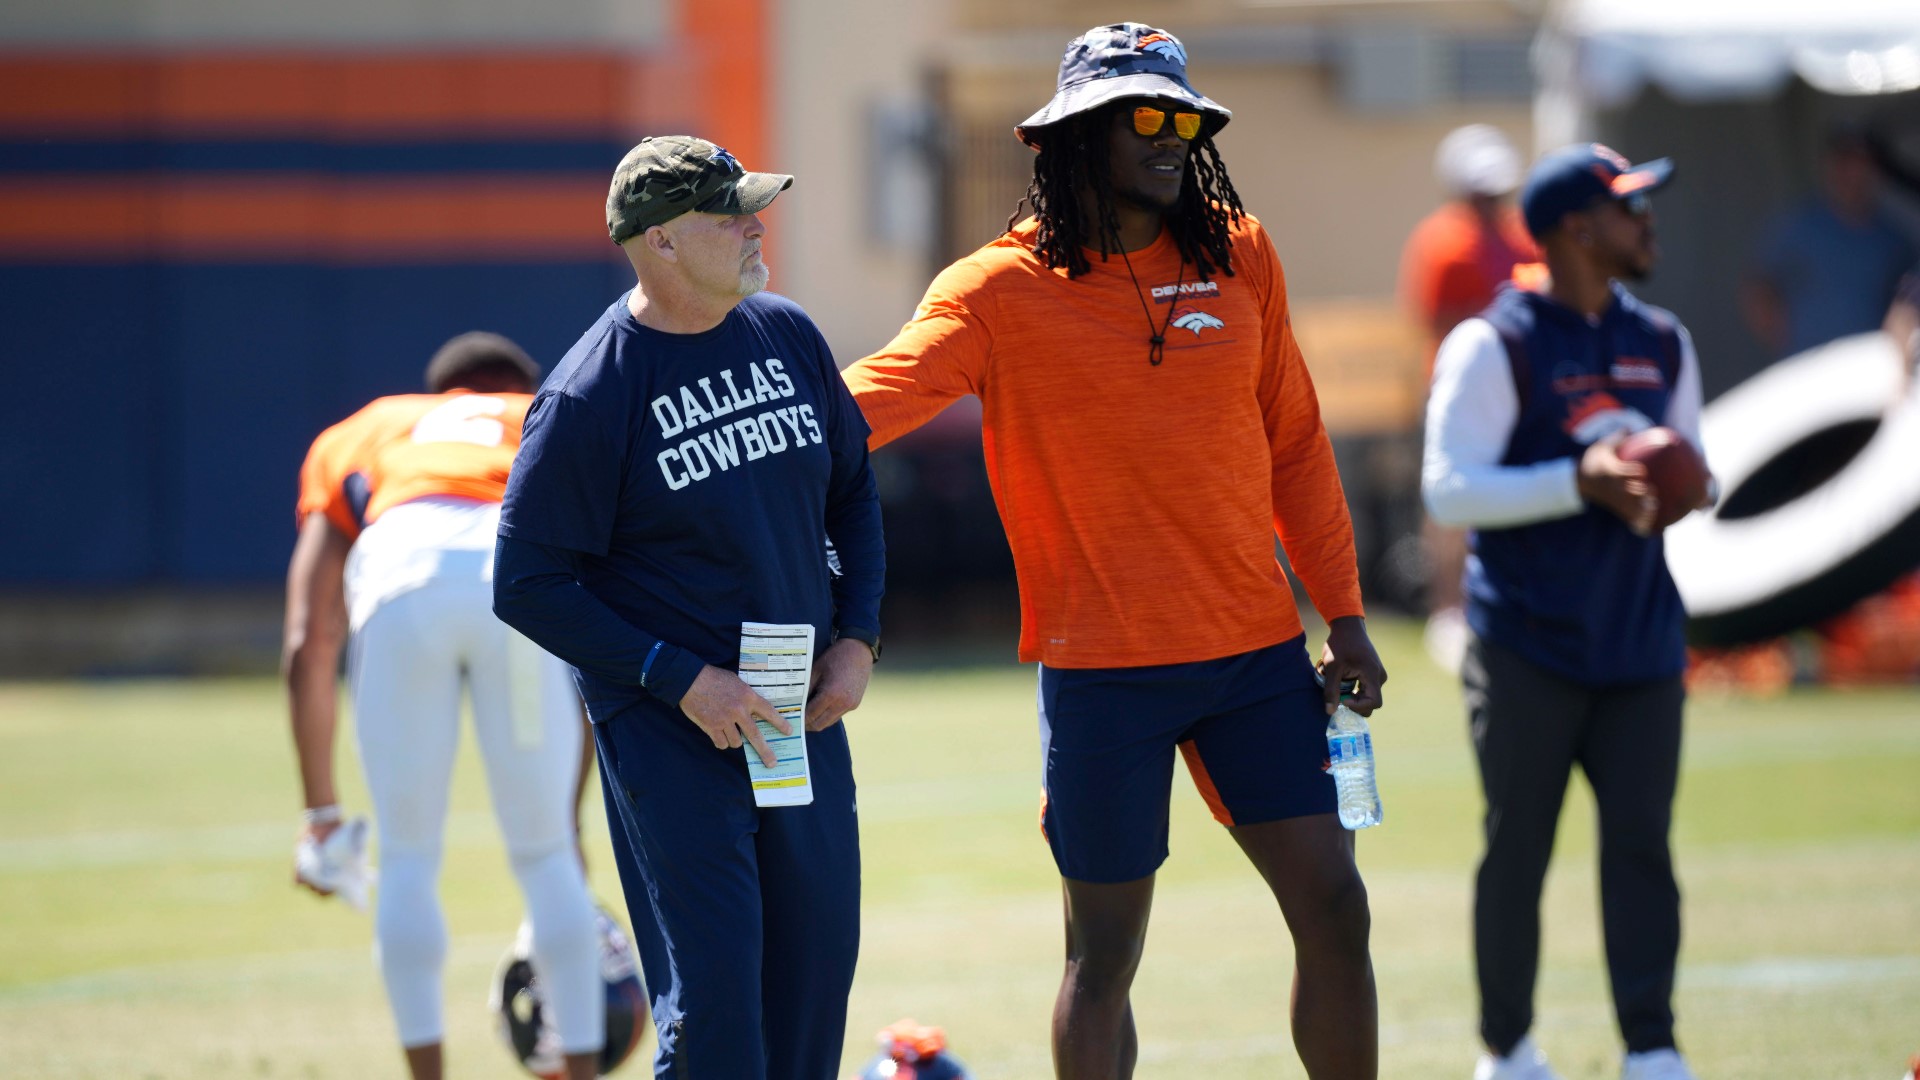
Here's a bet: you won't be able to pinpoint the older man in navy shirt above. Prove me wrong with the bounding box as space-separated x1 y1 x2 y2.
493 135 884 1080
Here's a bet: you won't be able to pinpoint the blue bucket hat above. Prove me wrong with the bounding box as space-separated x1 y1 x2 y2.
1521 143 1674 241
1016 23 1231 148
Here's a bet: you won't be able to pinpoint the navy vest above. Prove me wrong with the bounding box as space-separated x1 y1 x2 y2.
1465 283 1688 685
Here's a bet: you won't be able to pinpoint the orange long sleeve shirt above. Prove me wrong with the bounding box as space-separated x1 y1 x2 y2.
843 213 1364 668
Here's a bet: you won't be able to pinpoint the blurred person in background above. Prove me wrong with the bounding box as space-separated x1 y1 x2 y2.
845 23 1386 1080
1743 127 1917 361
1423 144 1713 1080
492 136 884 1080
1400 125 1539 674
1402 125 1538 367
283 333 603 1080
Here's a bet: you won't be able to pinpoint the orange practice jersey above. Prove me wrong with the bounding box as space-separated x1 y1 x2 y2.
296 391 532 540
1399 202 1538 371
844 213 1364 669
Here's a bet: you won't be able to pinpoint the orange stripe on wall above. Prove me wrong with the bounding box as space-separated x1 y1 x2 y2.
0 176 614 261
0 52 651 137
0 57 151 135
673 0 773 263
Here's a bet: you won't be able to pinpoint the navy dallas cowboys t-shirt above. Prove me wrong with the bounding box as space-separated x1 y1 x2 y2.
498 290 883 713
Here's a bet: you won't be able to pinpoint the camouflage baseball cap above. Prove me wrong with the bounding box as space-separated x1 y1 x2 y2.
606 135 794 245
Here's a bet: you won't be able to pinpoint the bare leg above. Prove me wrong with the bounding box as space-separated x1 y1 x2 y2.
1053 875 1155 1080
403 1042 442 1080
1231 815 1376 1079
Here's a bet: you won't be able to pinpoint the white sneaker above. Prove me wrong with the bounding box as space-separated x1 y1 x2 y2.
1622 1048 1697 1080
1474 1035 1563 1080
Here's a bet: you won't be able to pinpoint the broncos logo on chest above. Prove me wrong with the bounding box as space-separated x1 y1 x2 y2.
1170 306 1226 334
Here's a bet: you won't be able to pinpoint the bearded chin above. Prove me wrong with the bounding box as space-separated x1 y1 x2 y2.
739 263 770 297
1115 182 1180 214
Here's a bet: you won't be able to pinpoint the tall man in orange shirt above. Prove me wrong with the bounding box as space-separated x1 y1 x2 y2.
284 334 604 1080
843 23 1388 1080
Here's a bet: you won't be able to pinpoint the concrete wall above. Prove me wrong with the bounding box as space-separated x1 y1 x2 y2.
770 0 950 364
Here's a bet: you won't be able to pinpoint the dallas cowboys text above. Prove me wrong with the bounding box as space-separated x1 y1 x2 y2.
650 358 823 490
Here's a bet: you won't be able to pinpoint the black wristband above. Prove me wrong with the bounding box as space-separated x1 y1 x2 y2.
834 626 881 662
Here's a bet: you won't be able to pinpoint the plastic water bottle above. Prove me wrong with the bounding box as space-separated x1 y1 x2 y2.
1326 701 1382 830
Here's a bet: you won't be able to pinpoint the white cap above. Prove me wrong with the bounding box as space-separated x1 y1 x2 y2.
1435 124 1521 197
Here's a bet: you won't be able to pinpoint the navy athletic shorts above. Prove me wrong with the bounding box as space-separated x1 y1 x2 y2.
1037 634 1336 883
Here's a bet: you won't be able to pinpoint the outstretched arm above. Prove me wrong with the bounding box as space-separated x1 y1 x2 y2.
841 258 995 449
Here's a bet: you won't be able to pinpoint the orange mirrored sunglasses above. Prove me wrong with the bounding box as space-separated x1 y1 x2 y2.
1132 106 1203 141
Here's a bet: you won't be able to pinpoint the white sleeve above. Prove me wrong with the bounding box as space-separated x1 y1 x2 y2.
1422 318 1586 528
1662 325 1719 505
1663 326 1703 447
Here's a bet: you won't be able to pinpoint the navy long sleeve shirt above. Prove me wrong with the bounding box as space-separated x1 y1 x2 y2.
493 291 884 715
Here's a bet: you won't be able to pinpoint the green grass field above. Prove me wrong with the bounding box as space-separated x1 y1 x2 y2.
1 617 1916 1078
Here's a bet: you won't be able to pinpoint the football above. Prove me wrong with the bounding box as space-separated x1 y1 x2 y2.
1617 426 1709 532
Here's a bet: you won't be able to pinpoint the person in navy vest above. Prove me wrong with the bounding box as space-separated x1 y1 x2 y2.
1421 144 1715 1080
492 136 885 1080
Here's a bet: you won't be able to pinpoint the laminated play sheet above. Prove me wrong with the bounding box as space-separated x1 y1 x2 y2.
737 621 814 807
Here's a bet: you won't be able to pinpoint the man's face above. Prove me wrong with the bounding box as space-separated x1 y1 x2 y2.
1103 99 1193 213
662 210 770 299
1582 194 1658 282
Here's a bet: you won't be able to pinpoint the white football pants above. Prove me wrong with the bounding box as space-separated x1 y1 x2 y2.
350 568 602 1055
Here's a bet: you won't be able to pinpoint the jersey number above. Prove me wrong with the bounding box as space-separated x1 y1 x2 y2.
411 396 507 447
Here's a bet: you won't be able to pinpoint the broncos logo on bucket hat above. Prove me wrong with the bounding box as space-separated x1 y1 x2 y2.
606 135 794 245
1016 23 1231 148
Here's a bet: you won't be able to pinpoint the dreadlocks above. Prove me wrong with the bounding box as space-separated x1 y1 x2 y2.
1010 106 1245 280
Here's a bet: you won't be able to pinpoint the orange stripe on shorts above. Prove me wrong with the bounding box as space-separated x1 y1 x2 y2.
1179 739 1235 826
